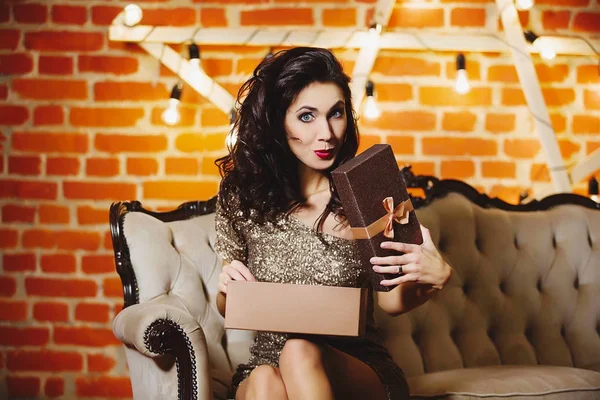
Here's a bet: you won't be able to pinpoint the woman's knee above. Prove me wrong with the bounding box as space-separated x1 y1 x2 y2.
242 365 286 400
279 338 324 374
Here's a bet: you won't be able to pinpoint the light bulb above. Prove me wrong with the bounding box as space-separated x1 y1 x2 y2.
226 130 237 149
515 0 534 10
161 98 181 126
364 96 380 120
123 4 143 27
537 41 556 60
455 69 470 94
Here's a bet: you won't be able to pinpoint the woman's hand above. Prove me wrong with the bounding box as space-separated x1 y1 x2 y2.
370 224 452 290
218 260 256 296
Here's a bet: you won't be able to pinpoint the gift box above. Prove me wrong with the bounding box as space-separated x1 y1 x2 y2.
224 281 368 336
331 144 423 292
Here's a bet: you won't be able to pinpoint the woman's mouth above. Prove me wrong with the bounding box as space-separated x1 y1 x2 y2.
314 149 334 159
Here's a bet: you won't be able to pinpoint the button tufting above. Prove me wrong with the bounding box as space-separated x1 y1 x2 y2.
514 237 519 249
499 282 505 293
574 276 579 289
475 238 481 251
536 279 542 292
560 326 566 337
552 236 557 249
588 234 593 248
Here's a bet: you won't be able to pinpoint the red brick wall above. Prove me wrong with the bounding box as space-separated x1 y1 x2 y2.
1 0 599 398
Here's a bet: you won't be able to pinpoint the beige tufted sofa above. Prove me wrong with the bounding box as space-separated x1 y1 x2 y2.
110 172 600 399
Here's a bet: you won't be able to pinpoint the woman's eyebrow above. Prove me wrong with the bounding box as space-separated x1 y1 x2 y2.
294 100 345 113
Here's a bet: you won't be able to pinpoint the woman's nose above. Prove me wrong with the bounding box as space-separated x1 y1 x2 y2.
316 118 333 141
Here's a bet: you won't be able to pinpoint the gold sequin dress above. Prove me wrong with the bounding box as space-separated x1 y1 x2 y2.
215 200 409 400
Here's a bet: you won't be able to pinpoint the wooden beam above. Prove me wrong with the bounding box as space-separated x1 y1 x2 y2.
495 0 571 193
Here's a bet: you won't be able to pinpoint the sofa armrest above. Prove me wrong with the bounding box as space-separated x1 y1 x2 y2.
113 299 214 400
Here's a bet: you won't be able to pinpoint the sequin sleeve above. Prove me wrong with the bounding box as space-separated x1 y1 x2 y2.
214 197 248 264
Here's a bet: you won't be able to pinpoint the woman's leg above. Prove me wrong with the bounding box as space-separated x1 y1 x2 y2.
278 338 392 400
236 365 288 400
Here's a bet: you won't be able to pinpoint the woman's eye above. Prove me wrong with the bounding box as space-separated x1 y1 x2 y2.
330 109 344 118
299 113 314 122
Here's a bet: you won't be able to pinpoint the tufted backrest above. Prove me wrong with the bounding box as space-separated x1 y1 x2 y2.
375 191 600 377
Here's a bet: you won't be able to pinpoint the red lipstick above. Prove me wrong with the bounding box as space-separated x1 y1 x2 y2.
314 149 334 159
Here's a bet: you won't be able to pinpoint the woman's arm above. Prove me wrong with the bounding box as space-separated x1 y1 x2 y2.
371 225 453 316
217 259 256 318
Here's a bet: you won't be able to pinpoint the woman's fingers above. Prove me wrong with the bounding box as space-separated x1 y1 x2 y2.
380 241 420 254
229 260 256 282
224 265 246 282
370 252 415 267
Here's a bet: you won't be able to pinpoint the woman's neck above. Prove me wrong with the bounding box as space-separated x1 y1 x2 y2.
299 164 329 199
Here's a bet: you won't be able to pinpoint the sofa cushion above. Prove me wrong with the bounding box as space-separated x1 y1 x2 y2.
408 365 600 399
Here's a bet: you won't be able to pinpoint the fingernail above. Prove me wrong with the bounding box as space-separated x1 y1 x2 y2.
380 242 388 248
372 265 379 271
369 257 376 263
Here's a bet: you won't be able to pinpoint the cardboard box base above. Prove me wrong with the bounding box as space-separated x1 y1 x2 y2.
224 281 368 337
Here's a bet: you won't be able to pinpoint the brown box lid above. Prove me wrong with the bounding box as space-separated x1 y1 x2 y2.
224 281 368 336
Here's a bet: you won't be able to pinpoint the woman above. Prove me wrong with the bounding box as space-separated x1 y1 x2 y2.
215 47 452 400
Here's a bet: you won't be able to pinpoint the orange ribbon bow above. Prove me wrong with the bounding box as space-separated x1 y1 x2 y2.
350 197 414 240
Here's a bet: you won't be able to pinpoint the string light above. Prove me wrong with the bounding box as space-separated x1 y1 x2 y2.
123 4 142 27
369 22 383 34
188 43 200 69
515 0 534 10
455 53 470 95
589 176 599 203
524 31 556 60
162 82 183 126
226 109 237 150
364 80 380 120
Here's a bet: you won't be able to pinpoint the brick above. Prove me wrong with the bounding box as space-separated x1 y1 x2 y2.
201 156 220 177
3 253 36 271
388 7 444 28
9 155 41 176
203 59 234 77
442 111 477 132
362 110 436 131
0 84 7 99
33 105 64 125
33 302 69 322
550 113 567 133
485 113 515 133
52 5 87 25
26 277 97 297
13 132 88 153
441 160 475 179
0 300 28 321
0 29 20 50
501 88 526 106
323 8 356 27
0 54 34 74
79 55 138 75
175 133 227 153
103 231 113 251
573 12 600 32
76 303 110 323
497 10 529 30
39 55 73 75
25 31 104 52
88 353 117 373
7 350 83 372
143 181 219 201
95 133 167 154
14 3 47 24
542 10 571 31
58 231 101 251
21 229 54 249
41 254 76 273
0 276 17 297
91 5 121 25
0 4 8 23
420 87 492 106
45 378 65 397
151 106 197 127
78 206 109 225
584 90 600 109
0 229 19 248
504 139 540 158
0 326 50 346
0 180 58 200
200 8 227 27
446 59 481 81
543 88 575 106
422 138 497 156
6 376 40 397
165 157 199 175
559 139 580 159
587 142 600 154
13 78 87 100
86 157 120 177
373 56 440 77
70 107 144 127
241 8 314 26
76 376 132 398
386 136 415 155
141 7 197 27
402 161 436 176
47 157 80 176
201 108 229 127
126 157 158 176
374 83 413 102
450 7 486 27
488 65 518 83
572 115 599 134
94 81 169 101
530 163 551 182
64 181 136 201
2 205 35 224
576 65 600 84
482 161 516 178
536 0 589 5
0 105 29 125
55 326 120 347
103 277 123 298
82 255 114 274
489 185 528 205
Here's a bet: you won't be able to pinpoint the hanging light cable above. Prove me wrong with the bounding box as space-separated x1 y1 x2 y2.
455 53 471 95
162 82 183 126
364 80 380 120
524 30 556 60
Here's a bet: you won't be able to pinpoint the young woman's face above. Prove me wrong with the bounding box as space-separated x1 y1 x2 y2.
284 82 347 172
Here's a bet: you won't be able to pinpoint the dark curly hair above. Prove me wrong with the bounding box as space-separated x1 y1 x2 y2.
215 47 360 231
